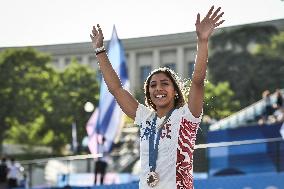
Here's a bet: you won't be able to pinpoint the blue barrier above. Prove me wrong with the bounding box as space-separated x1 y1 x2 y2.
89 182 138 189
33 182 139 189
195 172 284 189
207 123 284 175
15 172 284 189
82 173 284 189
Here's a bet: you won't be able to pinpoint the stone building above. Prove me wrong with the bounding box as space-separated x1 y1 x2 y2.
2 18 284 94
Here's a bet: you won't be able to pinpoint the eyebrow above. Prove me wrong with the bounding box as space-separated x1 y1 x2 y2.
150 79 170 84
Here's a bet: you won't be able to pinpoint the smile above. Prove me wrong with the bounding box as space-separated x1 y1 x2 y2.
155 94 166 99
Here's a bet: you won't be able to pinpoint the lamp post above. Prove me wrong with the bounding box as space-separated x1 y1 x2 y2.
84 101 95 113
84 101 95 172
72 102 94 154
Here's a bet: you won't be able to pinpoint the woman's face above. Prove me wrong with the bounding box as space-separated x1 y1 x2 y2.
148 72 176 110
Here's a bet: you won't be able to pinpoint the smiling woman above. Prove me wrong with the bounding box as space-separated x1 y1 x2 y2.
90 5 224 189
144 67 185 114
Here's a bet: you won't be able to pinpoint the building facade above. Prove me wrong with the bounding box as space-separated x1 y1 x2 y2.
34 31 198 94
2 19 284 94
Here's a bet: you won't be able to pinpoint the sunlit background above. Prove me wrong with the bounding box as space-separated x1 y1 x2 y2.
0 0 284 189
0 0 284 47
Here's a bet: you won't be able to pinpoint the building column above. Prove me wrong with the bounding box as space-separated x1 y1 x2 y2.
177 47 184 78
153 49 160 69
128 51 136 93
58 57 65 70
81 55 89 66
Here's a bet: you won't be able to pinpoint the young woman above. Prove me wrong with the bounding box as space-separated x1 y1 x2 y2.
90 6 224 189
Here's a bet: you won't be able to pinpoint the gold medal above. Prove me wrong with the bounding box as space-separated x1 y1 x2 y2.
146 171 159 187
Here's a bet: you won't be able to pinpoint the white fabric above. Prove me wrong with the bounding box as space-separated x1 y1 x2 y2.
280 122 284 139
7 164 19 179
134 103 202 189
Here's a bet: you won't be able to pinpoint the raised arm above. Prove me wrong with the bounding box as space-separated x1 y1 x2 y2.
188 6 225 117
90 24 139 119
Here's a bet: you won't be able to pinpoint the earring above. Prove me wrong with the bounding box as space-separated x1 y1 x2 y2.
174 93 179 99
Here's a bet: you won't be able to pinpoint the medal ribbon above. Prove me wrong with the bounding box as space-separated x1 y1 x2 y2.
149 108 175 172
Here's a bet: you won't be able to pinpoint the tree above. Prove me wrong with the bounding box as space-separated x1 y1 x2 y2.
255 32 284 60
209 25 281 107
252 32 284 92
203 81 239 120
0 48 100 154
0 48 54 153
184 80 239 120
45 59 99 152
211 25 278 53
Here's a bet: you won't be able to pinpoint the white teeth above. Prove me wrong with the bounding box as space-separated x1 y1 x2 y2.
156 95 166 98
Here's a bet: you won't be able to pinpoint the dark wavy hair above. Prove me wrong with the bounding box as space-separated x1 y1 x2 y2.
143 67 185 110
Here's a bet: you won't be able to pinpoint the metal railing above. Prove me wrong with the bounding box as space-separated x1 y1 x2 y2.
210 89 284 131
18 137 284 188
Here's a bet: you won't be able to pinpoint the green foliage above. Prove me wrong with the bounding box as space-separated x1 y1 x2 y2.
47 59 99 151
204 81 240 119
211 25 278 52
0 48 54 153
255 32 284 60
184 80 239 120
208 51 262 106
251 32 284 93
0 48 99 154
209 25 283 107
5 116 55 154
0 48 53 122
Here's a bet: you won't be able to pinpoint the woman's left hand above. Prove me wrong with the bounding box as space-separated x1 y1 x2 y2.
195 6 225 41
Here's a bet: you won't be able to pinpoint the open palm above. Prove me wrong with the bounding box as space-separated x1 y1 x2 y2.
195 6 225 41
90 24 104 49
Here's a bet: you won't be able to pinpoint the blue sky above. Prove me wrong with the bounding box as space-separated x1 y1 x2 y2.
0 0 284 47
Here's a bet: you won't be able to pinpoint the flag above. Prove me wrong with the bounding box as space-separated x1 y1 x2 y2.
97 25 129 152
86 108 99 155
87 25 129 154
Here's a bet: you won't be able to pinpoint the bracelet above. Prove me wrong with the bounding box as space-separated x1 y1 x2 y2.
95 46 106 55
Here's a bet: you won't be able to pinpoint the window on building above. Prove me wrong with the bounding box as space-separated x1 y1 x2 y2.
164 63 176 71
88 55 97 68
64 57 70 66
76 56 82 63
88 56 96 63
188 62 195 79
53 58 58 63
53 58 59 66
140 65 152 83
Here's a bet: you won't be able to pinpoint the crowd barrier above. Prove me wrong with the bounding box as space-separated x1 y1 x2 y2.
15 172 284 189
207 123 284 175
19 123 283 189
195 172 284 189
68 182 138 189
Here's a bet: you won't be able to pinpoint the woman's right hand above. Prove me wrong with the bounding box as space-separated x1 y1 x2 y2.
90 24 104 49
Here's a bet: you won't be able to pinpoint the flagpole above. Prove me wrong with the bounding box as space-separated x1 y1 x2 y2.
93 25 129 153
72 122 78 154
